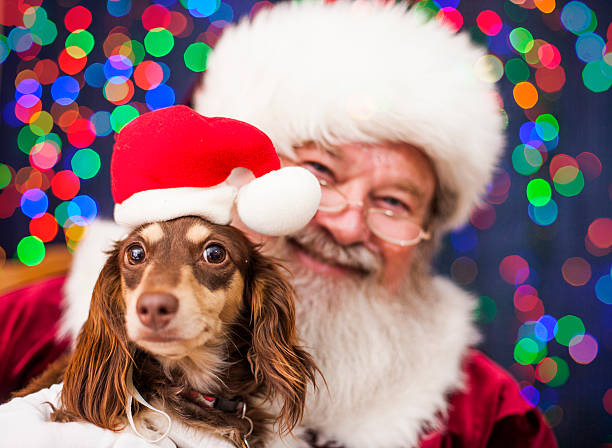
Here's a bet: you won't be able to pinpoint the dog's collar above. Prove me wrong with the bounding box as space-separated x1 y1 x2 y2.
185 389 244 414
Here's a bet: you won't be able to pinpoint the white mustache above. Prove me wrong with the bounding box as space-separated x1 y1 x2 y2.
288 226 382 274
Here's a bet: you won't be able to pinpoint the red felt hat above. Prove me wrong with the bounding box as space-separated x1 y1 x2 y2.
111 105 320 235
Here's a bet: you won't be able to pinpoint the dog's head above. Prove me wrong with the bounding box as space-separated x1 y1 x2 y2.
59 216 316 435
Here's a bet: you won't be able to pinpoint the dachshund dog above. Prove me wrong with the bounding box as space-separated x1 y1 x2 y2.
28 216 318 447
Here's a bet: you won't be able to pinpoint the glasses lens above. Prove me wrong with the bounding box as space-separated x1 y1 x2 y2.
367 209 423 244
319 183 346 211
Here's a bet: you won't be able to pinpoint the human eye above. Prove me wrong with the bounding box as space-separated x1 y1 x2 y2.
301 161 336 182
372 195 412 216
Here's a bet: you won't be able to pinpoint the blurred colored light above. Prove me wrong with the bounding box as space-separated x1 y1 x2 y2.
209 2 234 23
51 170 80 200
582 60 611 93
569 333 598 364
33 59 59 85
594 274 612 304
67 118 96 148
536 357 557 383
535 114 559 141
29 212 58 242
144 28 174 57
555 315 585 346
560 1 595 35
450 256 478 285
513 81 538 109
435 7 463 33
110 104 139 132
68 194 98 224
104 54 133 80
113 39 145 66
90 111 112 137
7 27 34 53
528 199 558 226
549 154 578 178
0 164 11 189
561 257 592 286
184 42 212 72
476 10 502 36
553 167 584 197
51 75 80 105
505 58 530 84
512 144 543 175
187 0 221 18
142 4 171 30
520 385 539 407
535 315 558 342
17 235 45 266
107 0 132 17
509 27 534 54
104 77 135 105
526 179 551 206
576 152 602 180
84 63 106 88
500 255 530 285
0 35 9 64
475 295 497 323
514 337 541 365
587 218 612 249
470 203 496 230
17 126 39 154
537 43 561 69
71 148 101 179
30 139 60 171
450 225 478 253
535 65 566 92
64 5 92 32
20 188 48 218
474 54 503 83
546 357 569 387
16 78 42 99
29 110 53 136
535 0 555 14
575 32 605 63
145 83 175 110
58 47 87 75
604 389 612 416
134 60 164 90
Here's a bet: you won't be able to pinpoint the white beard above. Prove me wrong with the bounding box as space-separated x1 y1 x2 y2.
268 236 479 448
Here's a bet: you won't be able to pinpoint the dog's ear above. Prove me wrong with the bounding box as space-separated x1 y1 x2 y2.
53 247 132 430
246 251 318 434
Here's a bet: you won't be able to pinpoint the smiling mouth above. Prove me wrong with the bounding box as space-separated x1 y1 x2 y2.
287 237 370 276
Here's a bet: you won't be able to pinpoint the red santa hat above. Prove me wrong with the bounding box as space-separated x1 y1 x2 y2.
111 105 321 235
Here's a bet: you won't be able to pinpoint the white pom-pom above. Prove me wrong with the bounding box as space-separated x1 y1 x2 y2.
237 166 321 236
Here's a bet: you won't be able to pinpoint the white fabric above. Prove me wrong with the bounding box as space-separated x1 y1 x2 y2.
113 185 238 228
0 383 235 448
237 167 321 236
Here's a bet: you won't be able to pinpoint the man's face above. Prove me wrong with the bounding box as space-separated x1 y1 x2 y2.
233 141 436 293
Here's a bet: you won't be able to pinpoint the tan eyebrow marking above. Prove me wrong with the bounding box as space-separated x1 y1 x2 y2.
186 224 211 244
139 223 165 244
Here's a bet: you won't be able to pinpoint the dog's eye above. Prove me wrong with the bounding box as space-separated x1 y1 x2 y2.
126 244 146 265
203 244 226 264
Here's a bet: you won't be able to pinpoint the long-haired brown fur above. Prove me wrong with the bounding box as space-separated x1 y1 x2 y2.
52 249 132 430
42 220 319 446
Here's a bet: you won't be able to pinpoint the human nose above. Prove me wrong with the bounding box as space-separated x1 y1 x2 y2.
313 185 371 246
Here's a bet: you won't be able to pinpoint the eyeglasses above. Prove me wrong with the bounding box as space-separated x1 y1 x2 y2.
315 177 430 247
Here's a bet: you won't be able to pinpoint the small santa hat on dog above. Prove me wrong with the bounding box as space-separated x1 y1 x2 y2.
111 105 320 235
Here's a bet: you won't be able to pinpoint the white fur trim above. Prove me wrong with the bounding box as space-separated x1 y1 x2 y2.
59 220 127 344
194 0 505 232
114 186 237 227
237 167 321 236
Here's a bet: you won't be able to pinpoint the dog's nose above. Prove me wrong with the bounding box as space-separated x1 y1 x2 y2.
136 293 179 330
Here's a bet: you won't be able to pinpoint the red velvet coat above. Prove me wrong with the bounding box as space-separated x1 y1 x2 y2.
0 276 557 447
